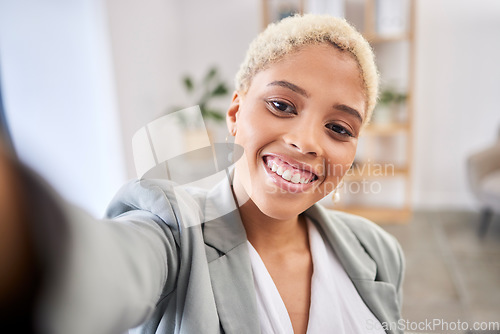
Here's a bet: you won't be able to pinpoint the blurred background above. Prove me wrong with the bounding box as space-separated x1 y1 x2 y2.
1 0 500 332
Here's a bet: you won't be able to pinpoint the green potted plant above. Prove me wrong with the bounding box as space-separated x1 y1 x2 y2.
172 67 230 155
174 66 229 127
373 88 407 124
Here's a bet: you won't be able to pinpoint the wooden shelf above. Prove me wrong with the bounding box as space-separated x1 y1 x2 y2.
365 33 411 44
345 163 408 181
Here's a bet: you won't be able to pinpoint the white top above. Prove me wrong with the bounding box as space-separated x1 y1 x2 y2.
247 219 386 334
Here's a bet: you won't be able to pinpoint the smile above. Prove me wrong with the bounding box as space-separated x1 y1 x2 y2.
263 156 318 185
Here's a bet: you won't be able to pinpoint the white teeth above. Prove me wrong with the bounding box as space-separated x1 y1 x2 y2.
266 158 314 185
282 169 292 181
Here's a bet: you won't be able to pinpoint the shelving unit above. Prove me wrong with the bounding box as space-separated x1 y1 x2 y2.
260 0 415 223
334 0 415 224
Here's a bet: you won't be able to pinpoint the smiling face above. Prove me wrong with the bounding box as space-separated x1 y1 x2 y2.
227 43 366 220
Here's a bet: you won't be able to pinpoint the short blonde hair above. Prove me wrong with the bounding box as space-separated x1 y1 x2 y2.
235 14 378 124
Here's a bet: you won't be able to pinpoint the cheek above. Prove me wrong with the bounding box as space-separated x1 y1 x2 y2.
235 103 275 149
322 142 357 183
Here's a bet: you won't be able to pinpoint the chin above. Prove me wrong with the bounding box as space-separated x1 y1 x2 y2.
252 193 312 220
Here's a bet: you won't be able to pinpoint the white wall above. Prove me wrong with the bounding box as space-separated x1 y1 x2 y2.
177 0 260 93
412 0 500 209
105 0 260 178
0 0 126 217
105 0 182 178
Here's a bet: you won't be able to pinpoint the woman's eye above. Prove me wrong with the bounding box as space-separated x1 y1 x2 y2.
326 123 353 137
268 100 297 115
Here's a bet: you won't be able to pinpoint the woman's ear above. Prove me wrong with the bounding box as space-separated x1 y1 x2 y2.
226 91 242 136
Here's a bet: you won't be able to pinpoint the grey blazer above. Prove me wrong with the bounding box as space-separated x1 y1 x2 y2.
41 177 404 334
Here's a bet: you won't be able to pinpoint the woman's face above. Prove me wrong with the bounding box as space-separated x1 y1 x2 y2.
227 43 366 220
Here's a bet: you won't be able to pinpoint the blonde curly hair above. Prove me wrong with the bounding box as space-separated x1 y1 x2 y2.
235 14 378 124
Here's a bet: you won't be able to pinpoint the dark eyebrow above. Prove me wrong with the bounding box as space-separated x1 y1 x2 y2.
334 104 364 123
267 80 310 98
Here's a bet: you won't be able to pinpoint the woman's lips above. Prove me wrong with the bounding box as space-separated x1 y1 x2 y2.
262 155 319 191
264 156 317 184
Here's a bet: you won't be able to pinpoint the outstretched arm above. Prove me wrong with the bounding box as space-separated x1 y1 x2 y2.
0 142 176 334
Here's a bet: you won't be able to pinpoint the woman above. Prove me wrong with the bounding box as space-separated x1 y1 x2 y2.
223 14 402 334
1 14 404 334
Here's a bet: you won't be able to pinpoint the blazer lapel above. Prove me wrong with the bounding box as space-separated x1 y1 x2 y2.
200 177 400 334
305 204 401 334
305 205 377 280
202 178 260 334
350 279 401 334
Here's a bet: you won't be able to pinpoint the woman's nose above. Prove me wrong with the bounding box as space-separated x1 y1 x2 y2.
283 122 324 157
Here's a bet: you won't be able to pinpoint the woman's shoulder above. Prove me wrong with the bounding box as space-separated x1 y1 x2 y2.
104 178 210 236
328 209 401 254
106 179 176 217
107 178 207 214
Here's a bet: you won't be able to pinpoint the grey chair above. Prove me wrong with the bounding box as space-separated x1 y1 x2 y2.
467 130 500 237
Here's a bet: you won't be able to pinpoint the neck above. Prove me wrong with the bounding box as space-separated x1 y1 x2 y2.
237 197 309 253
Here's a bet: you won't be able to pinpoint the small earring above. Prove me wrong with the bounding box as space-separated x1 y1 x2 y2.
332 191 340 203
332 179 344 203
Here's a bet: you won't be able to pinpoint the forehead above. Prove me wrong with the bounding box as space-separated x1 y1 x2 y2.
247 44 366 114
